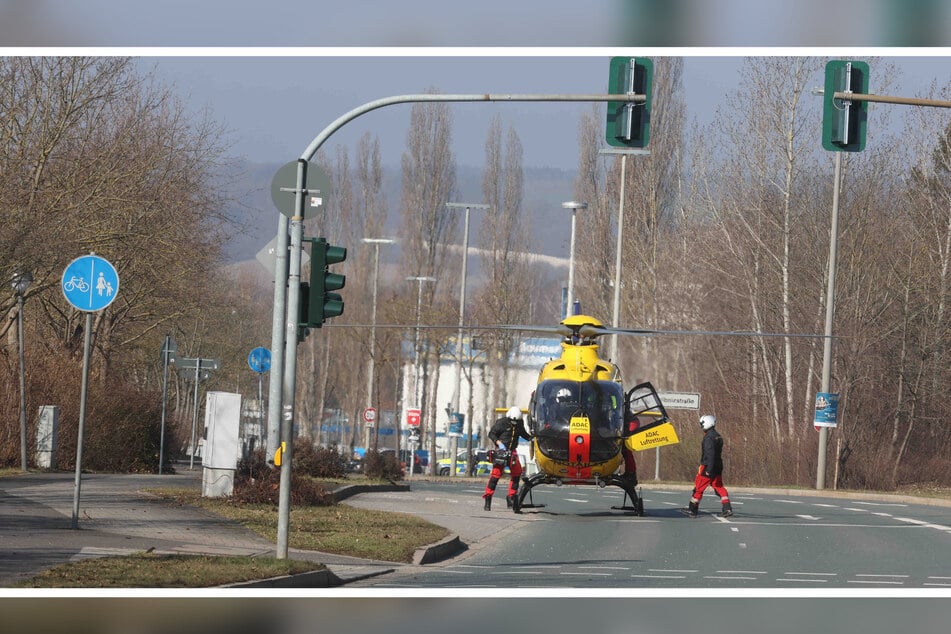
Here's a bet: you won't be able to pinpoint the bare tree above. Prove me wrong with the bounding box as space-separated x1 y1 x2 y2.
472 116 537 410
695 57 824 441
398 93 458 466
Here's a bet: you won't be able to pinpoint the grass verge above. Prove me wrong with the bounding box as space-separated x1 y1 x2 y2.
15 486 450 588
155 488 450 562
15 553 324 588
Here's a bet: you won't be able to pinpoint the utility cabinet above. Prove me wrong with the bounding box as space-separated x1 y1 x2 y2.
35 405 59 469
201 391 242 497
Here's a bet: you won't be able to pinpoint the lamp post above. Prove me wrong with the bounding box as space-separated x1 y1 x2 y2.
446 202 489 476
12 270 33 472
561 201 587 317
362 238 395 451
406 275 436 476
598 147 650 360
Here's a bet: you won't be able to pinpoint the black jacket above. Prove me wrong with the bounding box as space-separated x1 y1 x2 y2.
700 428 724 477
488 416 531 450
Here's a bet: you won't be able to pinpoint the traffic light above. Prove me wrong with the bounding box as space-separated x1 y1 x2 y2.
822 60 869 152
304 237 346 327
606 56 652 148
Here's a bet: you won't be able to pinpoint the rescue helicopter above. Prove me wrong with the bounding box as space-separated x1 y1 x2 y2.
330 309 827 515
500 313 680 516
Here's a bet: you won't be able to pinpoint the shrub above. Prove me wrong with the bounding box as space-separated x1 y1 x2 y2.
233 448 336 506
362 449 404 481
293 442 349 479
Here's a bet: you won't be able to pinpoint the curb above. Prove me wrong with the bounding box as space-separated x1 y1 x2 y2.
223 568 345 588
332 482 409 502
222 533 465 588
413 534 466 565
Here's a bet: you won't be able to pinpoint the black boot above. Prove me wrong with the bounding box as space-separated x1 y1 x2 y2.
680 501 699 517
483 494 492 511
506 494 515 508
720 501 733 517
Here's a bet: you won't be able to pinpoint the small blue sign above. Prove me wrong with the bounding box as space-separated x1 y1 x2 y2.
61 254 119 312
813 392 839 427
247 347 271 373
448 412 464 437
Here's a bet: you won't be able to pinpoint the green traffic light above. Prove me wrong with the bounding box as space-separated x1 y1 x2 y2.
303 237 347 327
822 60 869 152
605 56 652 149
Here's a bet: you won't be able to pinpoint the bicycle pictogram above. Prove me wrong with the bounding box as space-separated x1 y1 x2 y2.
63 276 89 293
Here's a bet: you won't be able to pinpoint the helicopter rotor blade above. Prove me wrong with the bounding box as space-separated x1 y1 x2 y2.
597 325 833 339
324 323 833 339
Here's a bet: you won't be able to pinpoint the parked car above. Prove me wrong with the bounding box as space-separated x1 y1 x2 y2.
437 449 493 476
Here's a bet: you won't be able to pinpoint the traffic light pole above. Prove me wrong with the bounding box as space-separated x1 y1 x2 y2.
816 151 842 491
271 91 643 558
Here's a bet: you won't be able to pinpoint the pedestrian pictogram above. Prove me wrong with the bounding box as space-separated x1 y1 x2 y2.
62 254 119 312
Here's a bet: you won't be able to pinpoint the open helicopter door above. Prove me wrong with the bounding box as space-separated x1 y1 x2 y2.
623 381 680 451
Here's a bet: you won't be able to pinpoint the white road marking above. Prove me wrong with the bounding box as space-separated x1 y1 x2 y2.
848 580 904 585
649 569 698 573
775 499 804 504
578 565 630 571
778 578 829 583
631 574 686 579
560 571 614 576
565 498 589 503
784 572 838 576
896 517 951 532
796 515 821 520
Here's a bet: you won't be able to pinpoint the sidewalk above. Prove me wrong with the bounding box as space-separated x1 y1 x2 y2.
0 467 413 588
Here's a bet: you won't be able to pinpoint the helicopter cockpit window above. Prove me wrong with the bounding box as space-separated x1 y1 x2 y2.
533 379 625 462
536 380 624 434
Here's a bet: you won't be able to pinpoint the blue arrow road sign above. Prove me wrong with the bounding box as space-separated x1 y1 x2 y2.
62 254 119 312
248 347 272 373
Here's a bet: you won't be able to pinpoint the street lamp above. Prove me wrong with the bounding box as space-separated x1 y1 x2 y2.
362 237 395 451
11 270 33 472
561 201 587 317
598 148 650 361
405 275 436 476
446 202 490 476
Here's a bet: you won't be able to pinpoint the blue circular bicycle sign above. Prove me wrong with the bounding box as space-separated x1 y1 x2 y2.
247 347 271 373
62 254 120 312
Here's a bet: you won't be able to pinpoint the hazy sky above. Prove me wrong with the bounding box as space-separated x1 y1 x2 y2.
138 53 948 172
2 1 951 46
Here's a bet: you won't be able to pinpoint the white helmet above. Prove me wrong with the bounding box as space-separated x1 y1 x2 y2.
700 414 717 430
506 406 522 419
556 388 572 402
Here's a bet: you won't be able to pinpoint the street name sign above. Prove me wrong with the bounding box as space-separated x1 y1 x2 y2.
657 391 701 410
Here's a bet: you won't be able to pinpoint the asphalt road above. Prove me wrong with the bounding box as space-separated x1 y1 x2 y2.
344 479 951 588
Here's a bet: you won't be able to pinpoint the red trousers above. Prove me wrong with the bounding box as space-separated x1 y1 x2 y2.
690 466 730 504
484 454 523 497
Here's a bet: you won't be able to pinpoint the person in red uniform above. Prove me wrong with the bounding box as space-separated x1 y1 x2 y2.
681 414 733 517
483 406 531 511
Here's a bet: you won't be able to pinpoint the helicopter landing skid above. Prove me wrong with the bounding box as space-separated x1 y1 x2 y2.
513 474 548 513
512 473 645 516
603 475 645 515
